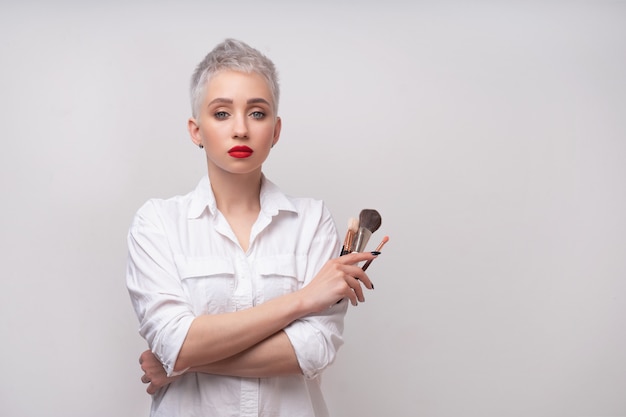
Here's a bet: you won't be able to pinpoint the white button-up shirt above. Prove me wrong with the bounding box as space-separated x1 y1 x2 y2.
126 175 345 417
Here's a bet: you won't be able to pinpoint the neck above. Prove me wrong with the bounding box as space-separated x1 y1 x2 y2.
207 166 263 215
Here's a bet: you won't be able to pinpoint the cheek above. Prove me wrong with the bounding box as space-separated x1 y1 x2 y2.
258 123 277 139
200 123 227 139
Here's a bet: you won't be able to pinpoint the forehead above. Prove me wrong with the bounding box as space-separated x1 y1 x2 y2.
205 70 272 99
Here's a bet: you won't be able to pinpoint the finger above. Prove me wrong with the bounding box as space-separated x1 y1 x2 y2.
346 288 358 306
343 264 374 290
141 374 150 384
139 349 151 365
346 275 366 302
338 251 377 265
356 270 374 290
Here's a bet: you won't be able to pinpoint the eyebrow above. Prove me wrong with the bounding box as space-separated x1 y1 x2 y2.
247 98 271 106
207 97 271 106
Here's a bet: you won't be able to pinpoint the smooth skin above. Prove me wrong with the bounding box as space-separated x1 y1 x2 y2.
139 70 375 394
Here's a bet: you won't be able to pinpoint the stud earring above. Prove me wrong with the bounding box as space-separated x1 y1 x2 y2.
198 144 204 149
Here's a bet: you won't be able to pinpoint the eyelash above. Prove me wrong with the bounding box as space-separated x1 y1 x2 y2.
213 111 266 120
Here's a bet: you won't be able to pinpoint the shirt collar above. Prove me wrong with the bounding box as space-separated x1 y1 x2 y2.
187 174 297 219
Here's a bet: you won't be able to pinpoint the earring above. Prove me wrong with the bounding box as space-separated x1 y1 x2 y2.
199 144 204 149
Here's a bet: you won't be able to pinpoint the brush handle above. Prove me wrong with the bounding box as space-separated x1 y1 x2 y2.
361 257 374 271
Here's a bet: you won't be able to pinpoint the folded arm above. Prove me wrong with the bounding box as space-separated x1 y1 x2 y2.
173 250 374 372
140 330 299 394
128 201 375 391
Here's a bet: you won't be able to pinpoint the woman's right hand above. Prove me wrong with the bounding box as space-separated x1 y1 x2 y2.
140 350 182 395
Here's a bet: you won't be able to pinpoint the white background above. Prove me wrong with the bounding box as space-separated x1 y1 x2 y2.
1 1 625 416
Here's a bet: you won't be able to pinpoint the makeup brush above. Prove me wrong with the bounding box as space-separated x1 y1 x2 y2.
362 235 389 272
352 209 382 253
340 217 359 256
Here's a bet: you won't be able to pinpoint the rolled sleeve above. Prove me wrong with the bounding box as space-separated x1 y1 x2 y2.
284 302 347 379
284 203 346 379
126 201 195 376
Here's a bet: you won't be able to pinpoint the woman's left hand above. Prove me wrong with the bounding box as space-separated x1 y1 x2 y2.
299 251 376 311
139 349 182 395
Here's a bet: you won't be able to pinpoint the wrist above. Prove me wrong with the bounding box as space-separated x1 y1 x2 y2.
286 288 314 319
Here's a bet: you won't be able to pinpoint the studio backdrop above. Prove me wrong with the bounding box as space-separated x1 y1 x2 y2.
1 2 625 416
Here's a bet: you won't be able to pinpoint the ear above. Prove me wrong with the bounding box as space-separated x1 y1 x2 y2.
272 116 282 147
188 118 202 147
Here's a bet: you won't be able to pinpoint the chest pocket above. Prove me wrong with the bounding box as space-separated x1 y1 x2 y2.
255 254 306 301
174 254 235 315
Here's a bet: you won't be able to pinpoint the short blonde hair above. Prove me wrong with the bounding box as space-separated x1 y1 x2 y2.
190 38 280 119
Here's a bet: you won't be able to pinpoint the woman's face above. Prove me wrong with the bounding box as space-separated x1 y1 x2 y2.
189 70 281 177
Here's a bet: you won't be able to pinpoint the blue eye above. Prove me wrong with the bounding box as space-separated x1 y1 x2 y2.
250 111 265 119
214 111 229 119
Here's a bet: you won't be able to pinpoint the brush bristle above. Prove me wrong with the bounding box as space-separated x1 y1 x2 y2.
358 209 382 233
348 217 359 232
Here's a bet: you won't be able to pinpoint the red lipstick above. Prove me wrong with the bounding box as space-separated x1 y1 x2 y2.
228 145 253 159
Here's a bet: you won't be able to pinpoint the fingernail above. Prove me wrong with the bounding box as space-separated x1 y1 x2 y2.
371 282 375 290
371 251 381 255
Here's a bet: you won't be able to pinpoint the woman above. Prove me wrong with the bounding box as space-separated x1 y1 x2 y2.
126 38 376 417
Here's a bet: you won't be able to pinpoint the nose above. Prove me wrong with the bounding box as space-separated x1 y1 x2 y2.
232 113 249 139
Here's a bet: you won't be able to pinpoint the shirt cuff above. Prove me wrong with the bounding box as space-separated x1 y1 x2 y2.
149 315 195 377
283 304 346 379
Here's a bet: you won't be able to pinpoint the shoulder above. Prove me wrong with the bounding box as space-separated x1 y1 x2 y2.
287 194 325 212
130 189 196 229
262 176 332 219
282 194 338 239
289 196 335 223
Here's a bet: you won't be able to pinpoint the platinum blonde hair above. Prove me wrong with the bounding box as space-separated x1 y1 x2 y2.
190 38 280 119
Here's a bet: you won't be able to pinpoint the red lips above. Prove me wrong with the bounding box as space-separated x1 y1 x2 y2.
228 146 253 159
